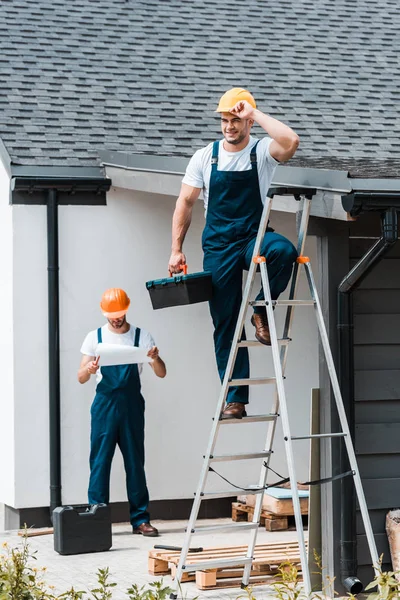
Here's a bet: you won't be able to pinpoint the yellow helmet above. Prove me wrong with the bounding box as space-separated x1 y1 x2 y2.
215 88 257 113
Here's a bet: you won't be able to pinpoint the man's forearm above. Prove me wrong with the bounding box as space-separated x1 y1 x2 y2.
172 199 193 252
252 109 299 150
152 356 166 378
78 367 91 384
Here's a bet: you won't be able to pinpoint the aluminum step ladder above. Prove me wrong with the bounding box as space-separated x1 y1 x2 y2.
170 188 379 597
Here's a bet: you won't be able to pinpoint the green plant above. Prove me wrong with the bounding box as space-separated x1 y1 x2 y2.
363 554 400 600
126 579 173 600
90 568 117 600
0 535 56 600
58 588 87 600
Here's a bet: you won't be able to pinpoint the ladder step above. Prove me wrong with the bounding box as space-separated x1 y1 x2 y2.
210 451 271 463
190 522 259 534
199 488 264 500
220 413 278 425
183 556 253 571
228 377 276 386
291 432 346 441
250 300 315 307
238 338 291 347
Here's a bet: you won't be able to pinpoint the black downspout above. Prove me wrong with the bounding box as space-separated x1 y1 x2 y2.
338 208 398 594
47 188 62 517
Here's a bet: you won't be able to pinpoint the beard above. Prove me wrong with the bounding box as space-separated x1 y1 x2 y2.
224 130 246 145
108 315 126 329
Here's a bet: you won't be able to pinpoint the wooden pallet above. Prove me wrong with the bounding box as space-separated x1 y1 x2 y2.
148 541 303 590
232 502 308 531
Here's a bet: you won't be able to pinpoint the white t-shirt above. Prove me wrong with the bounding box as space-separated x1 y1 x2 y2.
182 136 278 214
80 324 155 383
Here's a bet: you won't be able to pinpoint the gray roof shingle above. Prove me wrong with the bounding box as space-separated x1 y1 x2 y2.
1 0 400 176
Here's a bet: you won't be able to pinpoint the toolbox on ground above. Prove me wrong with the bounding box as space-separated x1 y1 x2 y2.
53 504 112 555
146 267 213 310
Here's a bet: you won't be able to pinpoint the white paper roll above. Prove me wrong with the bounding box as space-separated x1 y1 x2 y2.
96 343 152 367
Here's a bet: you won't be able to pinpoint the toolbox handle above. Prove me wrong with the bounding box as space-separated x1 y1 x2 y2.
169 264 188 277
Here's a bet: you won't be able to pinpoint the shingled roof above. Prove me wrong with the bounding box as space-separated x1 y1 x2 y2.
1 0 399 177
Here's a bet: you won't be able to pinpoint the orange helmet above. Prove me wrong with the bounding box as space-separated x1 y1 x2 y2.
215 88 257 113
100 288 130 318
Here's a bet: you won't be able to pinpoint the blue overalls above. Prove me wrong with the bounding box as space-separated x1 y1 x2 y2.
88 327 150 528
203 140 297 405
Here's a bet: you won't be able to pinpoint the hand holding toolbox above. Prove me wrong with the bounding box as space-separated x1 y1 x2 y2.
146 265 213 310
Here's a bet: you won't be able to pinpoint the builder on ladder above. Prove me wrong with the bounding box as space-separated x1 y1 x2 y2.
168 88 299 419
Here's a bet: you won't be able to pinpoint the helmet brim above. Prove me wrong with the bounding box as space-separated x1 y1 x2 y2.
102 309 129 319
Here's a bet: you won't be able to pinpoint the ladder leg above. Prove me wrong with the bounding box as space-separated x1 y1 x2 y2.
242 260 311 595
303 260 380 575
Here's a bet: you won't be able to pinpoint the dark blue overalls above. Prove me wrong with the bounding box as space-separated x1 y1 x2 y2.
203 140 297 406
88 327 150 528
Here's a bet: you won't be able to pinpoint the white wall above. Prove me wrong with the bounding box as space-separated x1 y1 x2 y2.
8 185 319 509
0 160 15 507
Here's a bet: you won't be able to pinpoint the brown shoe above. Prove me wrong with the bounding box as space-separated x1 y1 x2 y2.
251 313 271 345
221 402 247 420
132 522 159 537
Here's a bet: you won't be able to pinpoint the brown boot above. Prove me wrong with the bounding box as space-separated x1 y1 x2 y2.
251 312 271 345
221 402 247 420
132 522 159 537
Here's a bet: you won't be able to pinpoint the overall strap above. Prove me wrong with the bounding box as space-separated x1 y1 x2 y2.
97 327 102 344
211 141 219 169
250 140 259 169
134 327 141 347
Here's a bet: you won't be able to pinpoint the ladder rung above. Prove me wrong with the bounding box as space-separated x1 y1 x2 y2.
228 377 276 386
199 488 264 500
274 299 315 306
190 522 259 534
250 300 315 307
238 338 291 347
220 413 278 424
183 556 253 571
210 451 271 463
291 432 347 440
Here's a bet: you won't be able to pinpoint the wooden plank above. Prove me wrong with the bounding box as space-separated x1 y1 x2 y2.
362 478 400 510
355 370 400 401
354 314 400 344
350 259 400 290
353 289 400 315
354 345 400 370
18 527 53 537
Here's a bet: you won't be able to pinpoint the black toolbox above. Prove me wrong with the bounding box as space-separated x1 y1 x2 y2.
146 269 213 310
53 504 112 555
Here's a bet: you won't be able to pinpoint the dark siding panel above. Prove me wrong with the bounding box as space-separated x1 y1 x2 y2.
350 238 400 260
356 509 387 534
362 478 400 510
354 370 400 401
353 290 400 314
354 315 400 344
358 455 400 479
358 564 390 586
350 259 400 289
354 346 400 370
355 400 400 424
357 533 389 565
356 424 400 454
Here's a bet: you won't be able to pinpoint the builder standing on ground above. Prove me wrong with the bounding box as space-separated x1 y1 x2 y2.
168 88 299 419
78 288 166 537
